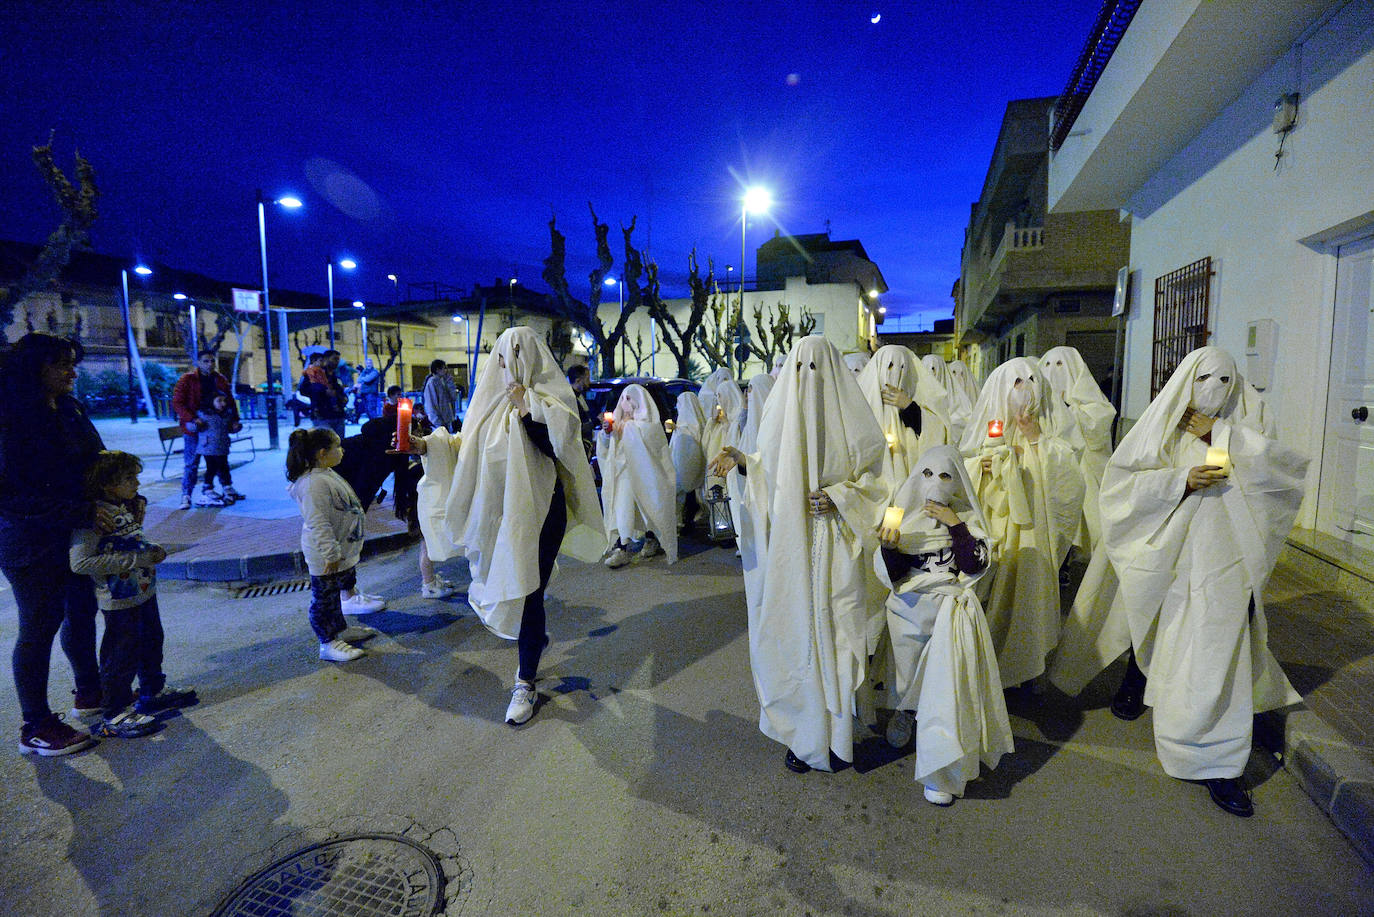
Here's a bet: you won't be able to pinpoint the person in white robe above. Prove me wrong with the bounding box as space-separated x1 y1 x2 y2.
730 373 776 640
406 327 603 726
1050 346 1306 817
1039 346 1116 552
958 356 1085 689
843 351 871 376
700 376 745 517
670 390 707 530
770 353 786 378
709 336 888 773
948 359 981 408
596 384 677 569
699 367 732 407
921 355 968 444
875 445 1013 805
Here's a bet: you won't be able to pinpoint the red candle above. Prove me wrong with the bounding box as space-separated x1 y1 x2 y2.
396 397 412 452
988 419 1004 439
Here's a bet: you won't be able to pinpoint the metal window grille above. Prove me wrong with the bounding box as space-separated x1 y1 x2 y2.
1151 256 1214 397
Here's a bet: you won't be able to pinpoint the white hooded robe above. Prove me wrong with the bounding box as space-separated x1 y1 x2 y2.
597 383 678 563
1040 346 1116 552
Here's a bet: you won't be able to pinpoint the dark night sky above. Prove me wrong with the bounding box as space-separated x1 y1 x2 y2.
2 1 1100 325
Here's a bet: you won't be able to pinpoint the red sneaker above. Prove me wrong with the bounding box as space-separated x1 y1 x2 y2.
19 715 95 757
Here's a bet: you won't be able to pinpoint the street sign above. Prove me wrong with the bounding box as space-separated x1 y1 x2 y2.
232 288 263 313
734 343 751 363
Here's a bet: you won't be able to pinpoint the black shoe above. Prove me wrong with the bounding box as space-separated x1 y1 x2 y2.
1111 682 1145 720
1204 778 1254 818
784 749 811 774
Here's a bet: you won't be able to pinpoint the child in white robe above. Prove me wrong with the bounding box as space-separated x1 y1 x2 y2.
921 354 967 445
730 373 775 639
670 391 707 530
959 357 1085 689
699 376 744 518
710 336 887 774
876 445 1012 805
1051 346 1306 818
597 384 677 569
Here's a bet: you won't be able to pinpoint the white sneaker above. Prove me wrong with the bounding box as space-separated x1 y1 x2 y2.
885 710 915 749
924 786 955 806
178 494 192 511
319 639 364 662
420 579 457 599
223 486 244 502
604 546 633 569
193 486 225 507
505 681 537 725
341 593 386 614
640 535 663 558
337 624 378 643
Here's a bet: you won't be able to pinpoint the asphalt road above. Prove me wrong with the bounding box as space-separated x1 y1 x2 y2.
1 539 1371 916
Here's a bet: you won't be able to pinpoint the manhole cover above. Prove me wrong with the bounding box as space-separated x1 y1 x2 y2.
212 833 445 916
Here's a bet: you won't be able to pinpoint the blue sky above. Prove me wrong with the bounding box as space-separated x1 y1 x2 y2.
2 1 1101 326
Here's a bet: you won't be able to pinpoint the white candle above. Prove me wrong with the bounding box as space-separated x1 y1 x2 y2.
885 432 897 451
1204 445 1231 473
882 505 904 529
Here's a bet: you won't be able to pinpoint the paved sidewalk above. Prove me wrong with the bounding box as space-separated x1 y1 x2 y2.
94 415 415 582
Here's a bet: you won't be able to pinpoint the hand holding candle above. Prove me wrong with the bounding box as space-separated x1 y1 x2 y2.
1204 445 1231 475
603 411 615 433
878 505 905 547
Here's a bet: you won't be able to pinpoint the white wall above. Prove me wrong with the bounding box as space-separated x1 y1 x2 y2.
1119 1 1374 528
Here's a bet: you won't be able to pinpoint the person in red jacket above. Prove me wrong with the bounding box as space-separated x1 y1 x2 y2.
170 350 242 509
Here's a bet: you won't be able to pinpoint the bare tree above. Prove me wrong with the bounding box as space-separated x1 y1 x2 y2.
540 203 639 376
644 248 717 379
368 327 403 386
745 301 817 367
694 286 741 371
0 133 99 341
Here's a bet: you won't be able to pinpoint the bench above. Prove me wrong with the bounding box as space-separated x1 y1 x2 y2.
158 424 257 478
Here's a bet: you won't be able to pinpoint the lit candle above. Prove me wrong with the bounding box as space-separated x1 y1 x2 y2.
664 419 676 433
604 411 615 432
987 419 1004 439
1204 445 1231 474
396 397 412 452
882 505 904 529
885 432 897 451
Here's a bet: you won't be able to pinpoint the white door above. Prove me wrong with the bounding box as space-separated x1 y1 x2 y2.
1318 234 1374 547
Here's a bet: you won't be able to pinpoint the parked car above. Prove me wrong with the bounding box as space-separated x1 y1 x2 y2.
585 376 692 423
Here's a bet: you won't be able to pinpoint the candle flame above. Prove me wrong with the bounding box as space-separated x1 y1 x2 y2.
988 419 1003 438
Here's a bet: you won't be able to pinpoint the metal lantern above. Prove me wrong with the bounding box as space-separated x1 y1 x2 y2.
704 484 736 541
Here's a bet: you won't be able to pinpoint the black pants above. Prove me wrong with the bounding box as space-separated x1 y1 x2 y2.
517 479 567 682
3 558 100 725
99 596 166 717
203 454 232 488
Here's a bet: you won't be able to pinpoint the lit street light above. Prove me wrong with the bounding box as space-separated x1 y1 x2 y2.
256 190 302 449
327 256 356 350
119 264 157 423
737 186 772 377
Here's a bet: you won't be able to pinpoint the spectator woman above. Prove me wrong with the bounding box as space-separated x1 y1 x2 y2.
0 333 109 755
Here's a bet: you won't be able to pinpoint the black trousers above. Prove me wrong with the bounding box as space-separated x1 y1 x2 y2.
99 595 166 717
517 478 567 682
3 558 100 724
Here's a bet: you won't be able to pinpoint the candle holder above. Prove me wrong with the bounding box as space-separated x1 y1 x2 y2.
1204 445 1232 475
704 484 736 541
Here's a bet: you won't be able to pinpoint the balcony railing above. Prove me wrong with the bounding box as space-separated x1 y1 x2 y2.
988 224 1044 275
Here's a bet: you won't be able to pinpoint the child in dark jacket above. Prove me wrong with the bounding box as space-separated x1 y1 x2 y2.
70 451 197 738
195 393 244 505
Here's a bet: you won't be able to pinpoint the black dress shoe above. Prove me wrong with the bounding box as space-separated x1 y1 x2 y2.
1204 778 1254 817
784 749 812 774
1111 683 1145 721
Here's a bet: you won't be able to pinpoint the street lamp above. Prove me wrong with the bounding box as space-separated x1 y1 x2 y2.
352 301 368 364
119 264 156 422
327 257 356 350
173 292 197 361
257 190 302 449
451 314 471 382
738 186 772 377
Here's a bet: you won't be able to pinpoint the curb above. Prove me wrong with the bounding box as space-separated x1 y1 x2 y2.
159 530 420 583
1267 708 1374 867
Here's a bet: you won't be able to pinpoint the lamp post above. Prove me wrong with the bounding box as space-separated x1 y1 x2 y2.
387 273 402 389
173 292 196 363
119 264 156 422
257 190 301 450
353 301 367 363
738 186 772 378
326 257 356 350
451 315 471 383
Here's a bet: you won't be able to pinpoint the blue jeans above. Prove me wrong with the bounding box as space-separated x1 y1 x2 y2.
311 417 346 438
3 558 100 725
181 429 201 496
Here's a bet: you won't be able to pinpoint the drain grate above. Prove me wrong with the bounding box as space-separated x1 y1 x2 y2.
233 579 309 599
212 833 444 916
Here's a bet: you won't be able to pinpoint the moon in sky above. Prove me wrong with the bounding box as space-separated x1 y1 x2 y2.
870 13 881 24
